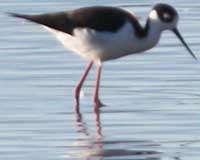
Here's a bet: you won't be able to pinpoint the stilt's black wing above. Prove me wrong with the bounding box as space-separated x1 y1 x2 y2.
8 12 75 35
8 6 142 35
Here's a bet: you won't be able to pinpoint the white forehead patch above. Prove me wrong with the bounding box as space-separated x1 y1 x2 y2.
149 10 159 20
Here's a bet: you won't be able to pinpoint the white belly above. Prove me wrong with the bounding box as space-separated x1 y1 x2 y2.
44 22 158 62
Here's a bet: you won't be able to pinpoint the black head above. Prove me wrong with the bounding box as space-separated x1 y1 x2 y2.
153 3 178 23
149 3 197 60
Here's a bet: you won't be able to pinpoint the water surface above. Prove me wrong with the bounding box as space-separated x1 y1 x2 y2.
0 0 200 159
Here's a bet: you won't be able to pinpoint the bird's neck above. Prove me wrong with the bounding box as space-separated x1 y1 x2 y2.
141 18 162 50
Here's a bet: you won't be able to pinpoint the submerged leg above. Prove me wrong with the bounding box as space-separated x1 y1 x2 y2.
94 64 104 107
75 61 93 106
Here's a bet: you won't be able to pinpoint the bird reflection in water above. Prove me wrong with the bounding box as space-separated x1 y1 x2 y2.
74 105 103 159
72 104 165 160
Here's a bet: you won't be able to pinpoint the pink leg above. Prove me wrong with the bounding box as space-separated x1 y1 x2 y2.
94 64 104 107
75 61 93 106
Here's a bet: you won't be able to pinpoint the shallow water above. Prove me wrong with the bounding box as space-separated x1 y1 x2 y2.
1 0 200 159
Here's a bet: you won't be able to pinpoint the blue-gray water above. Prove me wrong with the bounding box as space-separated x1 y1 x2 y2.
1 0 200 159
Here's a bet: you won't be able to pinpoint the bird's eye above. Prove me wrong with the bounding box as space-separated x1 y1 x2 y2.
162 12 173 22
163 13 170 20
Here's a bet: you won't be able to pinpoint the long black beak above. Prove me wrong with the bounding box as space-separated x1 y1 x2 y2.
173 28 197 60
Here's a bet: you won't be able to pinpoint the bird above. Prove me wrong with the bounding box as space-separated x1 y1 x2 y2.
9 3 197 107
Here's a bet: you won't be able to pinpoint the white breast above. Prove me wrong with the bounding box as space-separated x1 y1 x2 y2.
43 21 160 63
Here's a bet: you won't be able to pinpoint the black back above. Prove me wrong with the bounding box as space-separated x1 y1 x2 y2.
10 6 149 38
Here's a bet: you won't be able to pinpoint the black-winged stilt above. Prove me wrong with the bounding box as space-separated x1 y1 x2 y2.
9 3 197 107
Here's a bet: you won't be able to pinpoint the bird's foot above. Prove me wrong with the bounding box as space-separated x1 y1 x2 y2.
94 99 105 108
